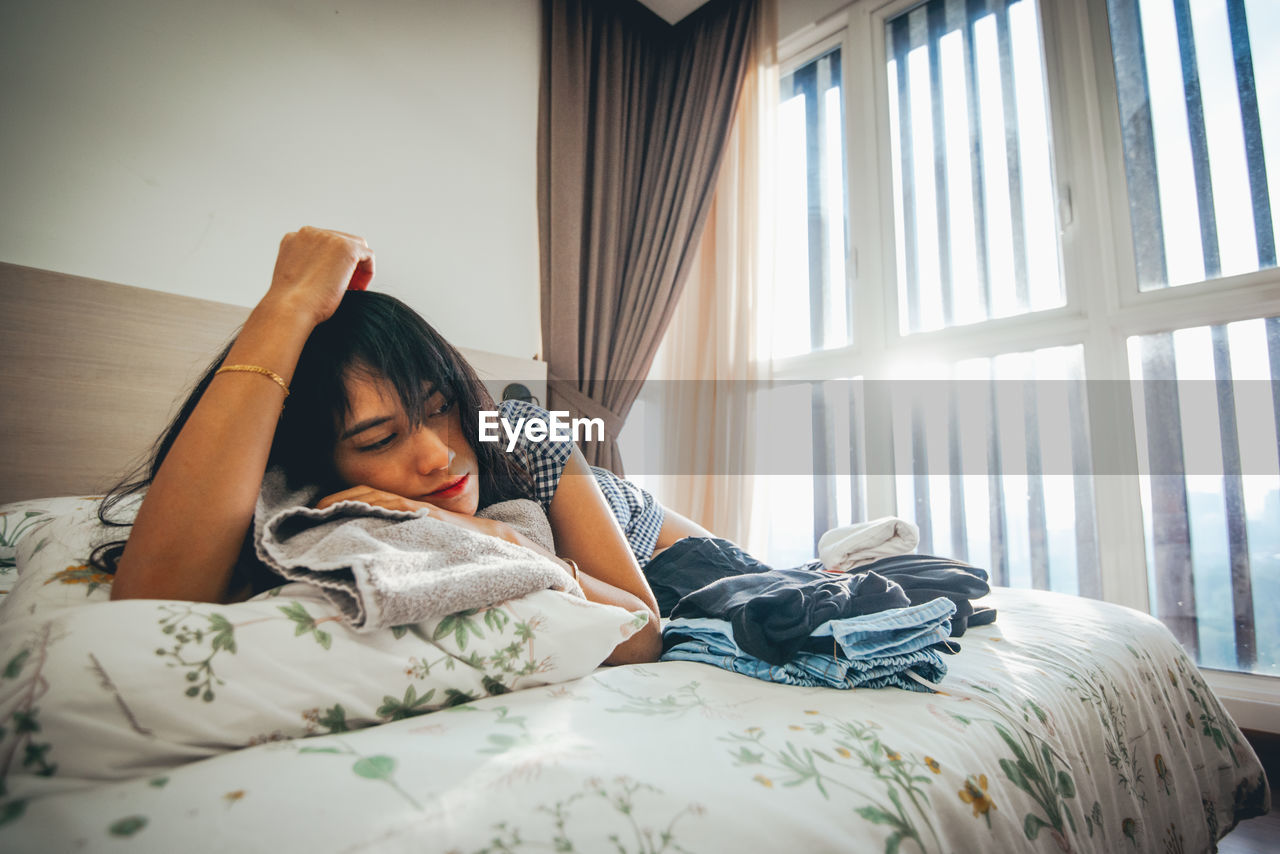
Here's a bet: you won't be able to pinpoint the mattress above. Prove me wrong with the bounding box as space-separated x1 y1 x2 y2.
0 495 1270 852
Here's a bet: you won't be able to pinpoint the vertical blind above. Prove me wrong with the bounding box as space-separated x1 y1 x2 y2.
1108 0 1279 289
1128 316 1280 675
885 0 1064 334
777 48 850 357
891 348 1102 599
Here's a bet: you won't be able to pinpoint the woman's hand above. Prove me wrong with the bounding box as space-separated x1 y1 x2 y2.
263 227 375 327
317 485 582 579
316 486 524 546
316 485 430 515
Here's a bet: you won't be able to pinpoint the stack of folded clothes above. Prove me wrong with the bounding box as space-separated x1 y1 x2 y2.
645 530 995 691
661 595 955 690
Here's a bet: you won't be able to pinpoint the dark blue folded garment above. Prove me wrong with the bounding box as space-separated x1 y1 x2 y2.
644 536 774 616
669 567 912 665
857 554 996 636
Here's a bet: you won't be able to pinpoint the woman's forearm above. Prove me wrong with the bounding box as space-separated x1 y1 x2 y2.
547 452 663 620
110 298 316 602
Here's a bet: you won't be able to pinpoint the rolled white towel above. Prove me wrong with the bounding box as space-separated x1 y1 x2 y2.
817 516 919 572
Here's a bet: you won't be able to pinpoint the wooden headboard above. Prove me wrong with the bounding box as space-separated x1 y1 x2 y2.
0 263 546 504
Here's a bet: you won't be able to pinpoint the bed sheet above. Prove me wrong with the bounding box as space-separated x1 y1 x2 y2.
1 583 1268 854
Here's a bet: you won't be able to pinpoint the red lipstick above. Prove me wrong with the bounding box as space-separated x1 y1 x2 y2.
427 474 469 498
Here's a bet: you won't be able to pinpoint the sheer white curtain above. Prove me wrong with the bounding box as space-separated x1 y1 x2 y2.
642 0 777 551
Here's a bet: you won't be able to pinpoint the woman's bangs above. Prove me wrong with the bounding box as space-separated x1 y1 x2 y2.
346 306 457 430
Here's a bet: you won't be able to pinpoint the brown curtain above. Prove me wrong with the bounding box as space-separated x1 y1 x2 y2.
644 0 776 548
538 0 760 472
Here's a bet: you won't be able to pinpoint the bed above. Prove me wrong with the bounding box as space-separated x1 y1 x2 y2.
0 264 1270 853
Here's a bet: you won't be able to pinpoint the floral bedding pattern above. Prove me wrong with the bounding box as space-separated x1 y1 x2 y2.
0 497 644 798
0 496 103 600
0 499 1270 853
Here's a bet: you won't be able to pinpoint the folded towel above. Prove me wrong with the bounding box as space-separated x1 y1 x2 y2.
254 468 578 631
817 516 919 572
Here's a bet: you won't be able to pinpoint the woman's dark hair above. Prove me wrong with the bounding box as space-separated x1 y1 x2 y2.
91 291 535 574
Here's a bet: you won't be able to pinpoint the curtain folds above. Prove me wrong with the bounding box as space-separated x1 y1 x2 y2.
643 0 777 548
538 0 760 472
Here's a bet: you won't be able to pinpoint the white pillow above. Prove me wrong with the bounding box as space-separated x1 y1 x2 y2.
0 495 110 600
0 498 647 798
0 496 130 618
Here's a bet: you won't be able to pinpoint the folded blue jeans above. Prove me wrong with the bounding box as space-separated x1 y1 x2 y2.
661 597 956 691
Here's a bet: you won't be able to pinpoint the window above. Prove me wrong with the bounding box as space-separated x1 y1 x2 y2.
1108 0 1279 290
761 0 1280 680
774 44 850 357
885 0 1063 333
1127 317 1280 674
750 378 868 568
889 347 1100 597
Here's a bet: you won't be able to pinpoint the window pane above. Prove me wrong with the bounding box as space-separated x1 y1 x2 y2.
749 379 867 564
885 0 1064 335
1108 0 1280 290
889 346 1100 597
751 383 819 565
1127 317 1280 676
775 48 850 358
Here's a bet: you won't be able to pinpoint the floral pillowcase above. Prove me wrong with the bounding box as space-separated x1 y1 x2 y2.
0 496 647 800
0 495 109 603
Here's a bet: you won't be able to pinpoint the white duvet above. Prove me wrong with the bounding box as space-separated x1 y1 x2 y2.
0 497 1270 853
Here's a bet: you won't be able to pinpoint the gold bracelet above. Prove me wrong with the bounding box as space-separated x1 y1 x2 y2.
215 364 290 398
562 558 580 582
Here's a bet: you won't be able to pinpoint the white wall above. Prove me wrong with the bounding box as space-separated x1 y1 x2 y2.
0 0 541 359
779 0 850 43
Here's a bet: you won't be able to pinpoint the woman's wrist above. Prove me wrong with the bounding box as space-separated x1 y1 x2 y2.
484 519 568 567
223 294 323 383
251 291 326 335
495 521 547 555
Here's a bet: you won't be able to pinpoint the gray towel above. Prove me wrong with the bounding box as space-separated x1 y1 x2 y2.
253 468 580 631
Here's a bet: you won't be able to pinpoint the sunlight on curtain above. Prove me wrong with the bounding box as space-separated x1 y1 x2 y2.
621 0 778 550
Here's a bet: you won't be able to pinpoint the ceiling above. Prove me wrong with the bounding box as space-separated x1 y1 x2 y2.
637 0 711 25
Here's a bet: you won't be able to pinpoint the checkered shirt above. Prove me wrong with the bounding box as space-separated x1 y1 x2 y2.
497 399 664 565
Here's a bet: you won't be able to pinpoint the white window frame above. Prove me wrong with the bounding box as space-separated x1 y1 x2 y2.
772 0 1280 728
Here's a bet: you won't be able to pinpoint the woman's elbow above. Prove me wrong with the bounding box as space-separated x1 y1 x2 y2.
110 555 227 603
109 559 157 601
604 613 663 665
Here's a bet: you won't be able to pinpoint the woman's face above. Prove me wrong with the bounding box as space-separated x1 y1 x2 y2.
331 371 480 516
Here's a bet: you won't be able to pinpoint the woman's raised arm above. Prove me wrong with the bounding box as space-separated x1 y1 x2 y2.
110 228 374 603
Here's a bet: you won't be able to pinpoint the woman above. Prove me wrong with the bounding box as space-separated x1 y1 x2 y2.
102 227 710 664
